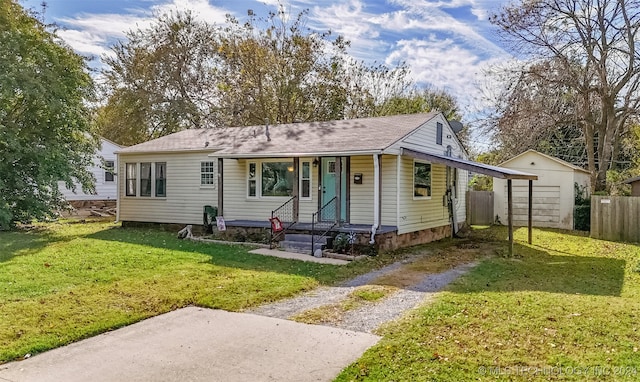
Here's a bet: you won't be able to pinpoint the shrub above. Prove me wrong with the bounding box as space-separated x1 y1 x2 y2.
574 205 591 231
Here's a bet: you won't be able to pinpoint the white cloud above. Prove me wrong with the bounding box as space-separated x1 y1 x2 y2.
151 0 228 24
55 0 229 58
56 29 111 58
386 38 504 117
49 0 512 123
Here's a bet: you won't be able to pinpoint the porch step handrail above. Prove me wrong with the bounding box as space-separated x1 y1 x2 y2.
311 196 338 256
270 195 297 248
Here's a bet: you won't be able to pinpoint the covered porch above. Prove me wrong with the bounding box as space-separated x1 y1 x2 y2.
401 148 538 256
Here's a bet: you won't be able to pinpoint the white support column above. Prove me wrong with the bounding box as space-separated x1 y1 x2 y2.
370 154 381 244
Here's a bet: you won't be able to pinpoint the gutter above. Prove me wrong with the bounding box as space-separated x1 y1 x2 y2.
115 152 120 223
211 149 383 159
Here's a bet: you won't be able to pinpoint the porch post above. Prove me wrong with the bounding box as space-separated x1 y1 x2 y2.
507 178 513 256
293 157 299 221
335 156 342 223
528 179 533 244
370 154 381 244
217 158 224 216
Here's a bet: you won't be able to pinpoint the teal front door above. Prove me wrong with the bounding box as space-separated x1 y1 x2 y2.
321 157 347 221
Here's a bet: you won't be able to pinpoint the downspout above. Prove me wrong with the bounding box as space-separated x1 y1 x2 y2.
370 154 380 244
115 153 120 223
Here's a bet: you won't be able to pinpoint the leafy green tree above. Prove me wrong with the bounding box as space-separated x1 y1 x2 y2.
378 87 462 120
99 7 423 143
0 0 97 228
99 11 219 145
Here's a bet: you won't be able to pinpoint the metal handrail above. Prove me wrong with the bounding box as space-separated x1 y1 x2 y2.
270 195 297 248
311 197 338 255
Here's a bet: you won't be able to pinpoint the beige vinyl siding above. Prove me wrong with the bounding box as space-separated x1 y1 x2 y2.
349 156 374 225
397 156 449 234
387 114 464 158
381 155 397 226
349 155 397 226
118 152 217 225
222 157 318 223
387 114 467 232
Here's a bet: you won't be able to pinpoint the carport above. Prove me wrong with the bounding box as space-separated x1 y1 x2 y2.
401 148 539 256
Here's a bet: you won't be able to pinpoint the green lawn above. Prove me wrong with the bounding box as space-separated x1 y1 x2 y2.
4 222 640 380
0 220 391 363
337 227 640 381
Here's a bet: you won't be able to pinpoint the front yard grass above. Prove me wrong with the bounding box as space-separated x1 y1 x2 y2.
337 226 640 381
0 221 393 363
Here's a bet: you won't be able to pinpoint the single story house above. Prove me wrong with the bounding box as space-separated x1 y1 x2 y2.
58 137 122 206
116 113 537 252
494 150 590 230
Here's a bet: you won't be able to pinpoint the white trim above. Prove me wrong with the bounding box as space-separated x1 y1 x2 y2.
370 154 380 244
124 161 168 198
413 159 432 200
125 162 137 197
396 155 401 229
200 160 217 187
245 159 296 199
140 162 152 197
115 153 120 222
299 160 312 200
247 161 257 198
212 149 383 159
104 160 115 183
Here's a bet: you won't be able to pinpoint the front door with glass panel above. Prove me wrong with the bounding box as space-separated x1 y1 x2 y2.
321 157 346 221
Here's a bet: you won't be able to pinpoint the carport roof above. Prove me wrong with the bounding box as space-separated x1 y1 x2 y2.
401 148 538 180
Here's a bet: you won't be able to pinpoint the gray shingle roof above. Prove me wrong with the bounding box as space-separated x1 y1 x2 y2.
116 113 440 156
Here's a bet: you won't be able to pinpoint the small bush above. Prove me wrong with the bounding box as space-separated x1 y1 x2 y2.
332 233 349 253
574 204 591 231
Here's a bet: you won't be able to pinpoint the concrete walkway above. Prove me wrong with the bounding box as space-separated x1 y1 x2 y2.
249 248 349 265
0 307 379 382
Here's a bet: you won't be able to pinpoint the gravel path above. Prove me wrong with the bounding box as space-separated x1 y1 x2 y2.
248 260 477 334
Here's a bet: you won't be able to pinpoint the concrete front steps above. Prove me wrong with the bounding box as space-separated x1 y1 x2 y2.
280 233 330 255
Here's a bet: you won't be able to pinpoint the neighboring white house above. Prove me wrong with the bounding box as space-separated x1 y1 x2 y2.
58 137 122 202
494 150 591 230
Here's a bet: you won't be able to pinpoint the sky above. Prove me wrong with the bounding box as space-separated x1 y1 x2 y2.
20 0 514 144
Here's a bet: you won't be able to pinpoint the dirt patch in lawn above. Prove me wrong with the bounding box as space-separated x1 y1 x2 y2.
371 242 496 288
291 285 399 325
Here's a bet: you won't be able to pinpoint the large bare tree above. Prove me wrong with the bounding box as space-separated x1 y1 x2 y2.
489 0 640 191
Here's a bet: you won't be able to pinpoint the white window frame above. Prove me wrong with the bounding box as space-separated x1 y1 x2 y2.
247 161 257 198
300 160 312 200
155 162 167 197
200 161 216 188
413 159 432 200
125 163 137 197
104 160 115 183
124 161 167 198
246 159 297 199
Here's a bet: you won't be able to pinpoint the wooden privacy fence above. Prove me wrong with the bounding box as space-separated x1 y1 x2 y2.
591 195 640 242
466 191 494 225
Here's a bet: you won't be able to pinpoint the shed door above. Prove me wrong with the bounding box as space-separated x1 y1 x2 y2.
506 185 560 228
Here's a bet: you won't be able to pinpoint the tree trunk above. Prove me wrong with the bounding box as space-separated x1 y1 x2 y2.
584 123 598 192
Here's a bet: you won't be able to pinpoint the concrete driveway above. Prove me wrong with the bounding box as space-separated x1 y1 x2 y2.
0 307 380 382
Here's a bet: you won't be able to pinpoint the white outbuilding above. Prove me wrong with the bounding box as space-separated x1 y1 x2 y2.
494 150 591 230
